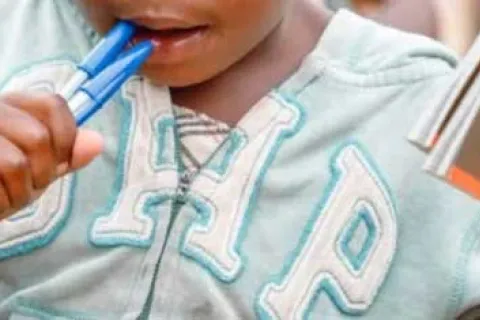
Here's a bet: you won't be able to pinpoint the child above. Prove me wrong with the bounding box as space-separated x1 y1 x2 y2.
0 0 478 319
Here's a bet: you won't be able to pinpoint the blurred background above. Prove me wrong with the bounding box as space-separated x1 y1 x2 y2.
325 0 480 55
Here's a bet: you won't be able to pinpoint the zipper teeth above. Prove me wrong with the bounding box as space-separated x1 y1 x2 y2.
177 171 192 202
141 111 195 318
140 171 192 318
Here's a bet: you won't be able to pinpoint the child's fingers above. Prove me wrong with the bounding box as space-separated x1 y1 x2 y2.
0 183 9 209
70 129 104 170
0 92 78 189
0 187 11 219
0 101 57 189
0 128 103 216
0 136 34 210
56 129 104 176
0 92 102 220
1 92 77 165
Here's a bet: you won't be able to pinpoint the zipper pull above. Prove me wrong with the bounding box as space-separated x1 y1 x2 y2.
177 170 193 204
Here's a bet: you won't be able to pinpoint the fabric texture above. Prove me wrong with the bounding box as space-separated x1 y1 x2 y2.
0 2 478 320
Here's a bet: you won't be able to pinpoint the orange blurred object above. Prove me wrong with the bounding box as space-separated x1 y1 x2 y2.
350 0 384 15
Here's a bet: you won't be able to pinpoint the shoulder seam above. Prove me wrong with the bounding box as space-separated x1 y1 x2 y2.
297 58 451 93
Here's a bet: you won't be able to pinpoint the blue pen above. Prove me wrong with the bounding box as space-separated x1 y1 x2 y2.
69 40 154 126
60 21 136 100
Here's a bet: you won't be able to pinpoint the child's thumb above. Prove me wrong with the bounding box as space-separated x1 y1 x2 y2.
57 129 104 175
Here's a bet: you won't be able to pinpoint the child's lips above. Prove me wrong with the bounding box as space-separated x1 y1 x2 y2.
131 25 210 64
133 25 208 44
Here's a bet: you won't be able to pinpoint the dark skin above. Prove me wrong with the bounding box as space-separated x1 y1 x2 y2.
75 0 331 124
0 0 331 219
170 3 331 125
0 0 450 219
0 93 103 219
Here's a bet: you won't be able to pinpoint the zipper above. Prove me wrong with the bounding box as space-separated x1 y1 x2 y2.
176 171 193 205
139 169 194 320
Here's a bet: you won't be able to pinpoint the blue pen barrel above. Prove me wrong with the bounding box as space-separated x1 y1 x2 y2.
71 40 154 126
70 91 96 126
79 21 136 77
60 21 136 101
60 72 89 101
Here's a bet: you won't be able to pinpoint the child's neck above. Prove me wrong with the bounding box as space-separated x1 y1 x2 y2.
170 2 332 126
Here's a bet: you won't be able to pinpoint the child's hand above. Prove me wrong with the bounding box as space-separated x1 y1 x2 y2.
0 92 103 220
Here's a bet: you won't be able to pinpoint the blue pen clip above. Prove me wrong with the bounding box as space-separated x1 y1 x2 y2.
60 21 155 126
79 21 136 77
71 41 154 126
60 21 136 100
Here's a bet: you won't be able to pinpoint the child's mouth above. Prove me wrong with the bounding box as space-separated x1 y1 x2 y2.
133 25 209 48
131 24 211 64
135 25 208 40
